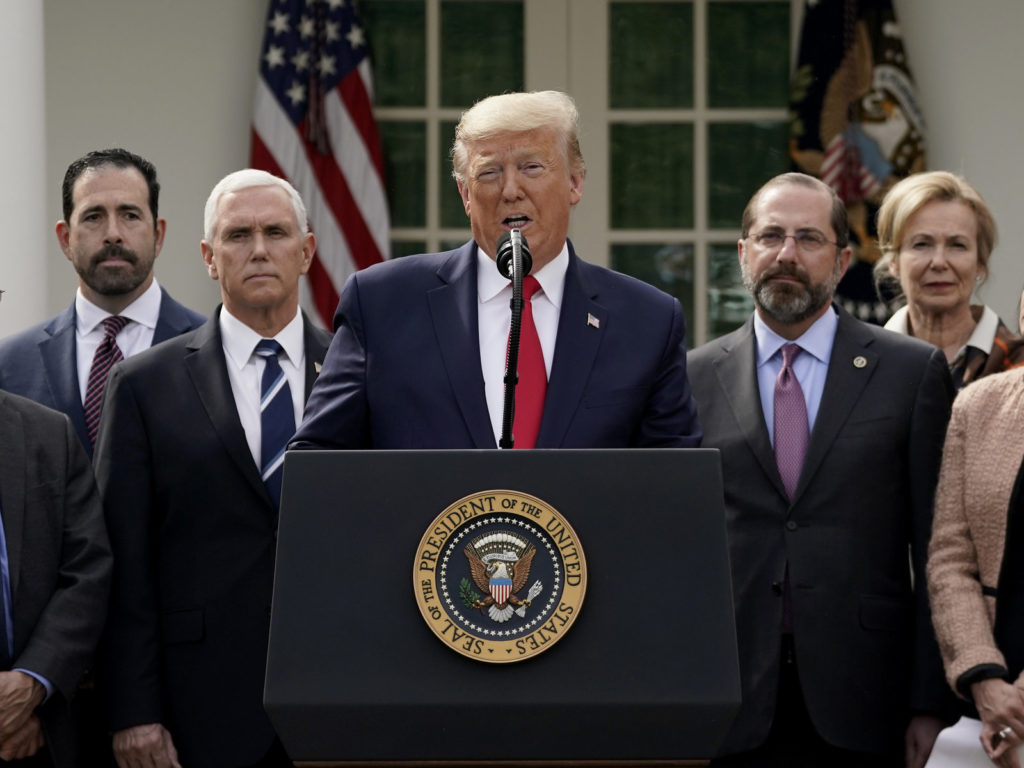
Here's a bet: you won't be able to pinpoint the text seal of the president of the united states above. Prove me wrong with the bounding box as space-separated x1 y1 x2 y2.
414 490 587 663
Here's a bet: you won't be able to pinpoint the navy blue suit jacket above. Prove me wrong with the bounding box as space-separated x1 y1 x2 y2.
95 309 332 768
0 289 205 454
293 240 701 449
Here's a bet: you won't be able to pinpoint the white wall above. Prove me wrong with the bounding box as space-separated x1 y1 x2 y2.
17 0 1024 333
0 3 46 336
42 0 266 323
897 0 1024 323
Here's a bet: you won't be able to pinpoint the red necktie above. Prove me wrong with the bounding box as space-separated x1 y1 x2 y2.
84 315 130 446
511 276 546 449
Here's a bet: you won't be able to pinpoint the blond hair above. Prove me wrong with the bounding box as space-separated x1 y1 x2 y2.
875 171 996 298
451 91 586 183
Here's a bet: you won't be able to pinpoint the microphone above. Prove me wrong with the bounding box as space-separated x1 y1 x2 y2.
495 229 532 449
495 230 532 280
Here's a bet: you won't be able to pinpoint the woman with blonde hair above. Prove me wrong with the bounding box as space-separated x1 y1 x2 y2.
875 171 1024 388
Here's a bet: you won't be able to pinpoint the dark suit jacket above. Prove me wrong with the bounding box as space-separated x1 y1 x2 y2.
292 240 701 449
93 309 332 768
687 307 954 756
0 391 112 767
0 288 206 455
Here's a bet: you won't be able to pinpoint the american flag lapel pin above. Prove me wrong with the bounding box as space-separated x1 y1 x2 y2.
587 313 600 329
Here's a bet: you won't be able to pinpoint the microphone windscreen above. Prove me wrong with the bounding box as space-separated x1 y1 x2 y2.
495 231 515 279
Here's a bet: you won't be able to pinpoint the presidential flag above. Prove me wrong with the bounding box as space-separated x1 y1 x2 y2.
252 0 389 328
789 0 925 323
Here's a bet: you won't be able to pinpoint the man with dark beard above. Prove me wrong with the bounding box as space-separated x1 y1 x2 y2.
0 148 203 767
687 173 956 767
0 149 205 456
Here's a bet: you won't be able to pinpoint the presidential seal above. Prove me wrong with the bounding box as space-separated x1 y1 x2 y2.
414 490 587 663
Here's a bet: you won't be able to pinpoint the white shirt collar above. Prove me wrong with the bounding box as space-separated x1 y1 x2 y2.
75 279 162 333
477 241 569 310
967 305 1000 353
882 305 910 334
219 306 305 371
885 303 1000 355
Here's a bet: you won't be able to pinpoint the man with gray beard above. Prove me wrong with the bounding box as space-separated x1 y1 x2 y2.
0 148 205 457
687 173 955 767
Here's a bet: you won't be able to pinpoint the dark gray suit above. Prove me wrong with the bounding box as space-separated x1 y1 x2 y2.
687 306 954 757
0 390 112 767
0 289 205 455
94 309 331 768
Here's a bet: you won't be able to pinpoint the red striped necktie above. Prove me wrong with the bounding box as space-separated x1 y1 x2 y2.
84 315 130 446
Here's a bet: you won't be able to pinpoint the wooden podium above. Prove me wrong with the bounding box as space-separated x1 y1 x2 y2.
266 449 739 765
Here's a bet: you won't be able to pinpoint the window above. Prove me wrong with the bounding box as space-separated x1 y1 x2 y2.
363 0 793 344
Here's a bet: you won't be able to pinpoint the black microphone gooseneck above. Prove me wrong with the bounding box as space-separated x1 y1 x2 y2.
496 229 533 449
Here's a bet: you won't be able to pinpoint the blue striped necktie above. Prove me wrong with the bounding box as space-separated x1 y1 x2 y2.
254 339 295 508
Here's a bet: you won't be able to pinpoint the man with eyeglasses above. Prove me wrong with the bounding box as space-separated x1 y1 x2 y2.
687 172 955 767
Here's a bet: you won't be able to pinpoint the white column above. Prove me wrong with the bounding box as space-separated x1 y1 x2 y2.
0 2 47 336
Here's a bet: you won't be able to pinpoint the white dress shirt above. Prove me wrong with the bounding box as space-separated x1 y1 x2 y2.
219 307 306 468
477 242 568 444
75 279 162 402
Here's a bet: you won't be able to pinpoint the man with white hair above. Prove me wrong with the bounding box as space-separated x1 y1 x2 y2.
293 90 701 451
94 170 332 768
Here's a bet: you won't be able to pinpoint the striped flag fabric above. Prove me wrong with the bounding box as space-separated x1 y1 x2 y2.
789 0 925 324
252 0 389 328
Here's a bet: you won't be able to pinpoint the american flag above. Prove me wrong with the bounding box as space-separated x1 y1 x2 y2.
789 0 925 324
252 0 389 328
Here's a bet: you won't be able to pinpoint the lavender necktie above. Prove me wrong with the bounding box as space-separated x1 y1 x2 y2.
774 343 808 500
775 343 808 633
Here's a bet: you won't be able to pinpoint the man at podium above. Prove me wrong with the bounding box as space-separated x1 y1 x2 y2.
292 90 701 451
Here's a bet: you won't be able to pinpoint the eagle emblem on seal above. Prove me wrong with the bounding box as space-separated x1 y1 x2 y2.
463 532 543 623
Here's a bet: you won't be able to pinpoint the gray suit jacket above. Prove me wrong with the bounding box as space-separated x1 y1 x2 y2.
0 288 206 455
687 306 954 756
0 390 112 767
95 309 331 768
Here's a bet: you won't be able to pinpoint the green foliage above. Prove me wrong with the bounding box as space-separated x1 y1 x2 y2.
460 578 482 610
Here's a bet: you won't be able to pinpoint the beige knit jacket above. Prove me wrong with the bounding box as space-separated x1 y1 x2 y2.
928 367 1024 692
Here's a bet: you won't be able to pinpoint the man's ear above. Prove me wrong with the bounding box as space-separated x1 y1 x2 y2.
201 241 218 280
299 232 316 275
568 171 584 207
55 220 72 260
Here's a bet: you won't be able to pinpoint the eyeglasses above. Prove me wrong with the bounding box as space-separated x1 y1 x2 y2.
748 230 839 253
